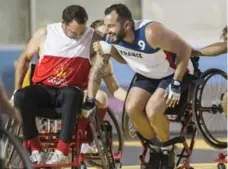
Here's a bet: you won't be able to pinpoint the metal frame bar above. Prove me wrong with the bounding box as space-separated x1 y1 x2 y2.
29 0 37 36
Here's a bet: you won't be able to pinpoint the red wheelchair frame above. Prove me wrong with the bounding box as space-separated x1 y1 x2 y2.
23 109 123 169
139 103 197 169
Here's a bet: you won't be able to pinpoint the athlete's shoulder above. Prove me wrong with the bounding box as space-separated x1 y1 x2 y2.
32 27 47 39
46 22 61 27
144 21 166 46
134 20 153 30
144 21 164 34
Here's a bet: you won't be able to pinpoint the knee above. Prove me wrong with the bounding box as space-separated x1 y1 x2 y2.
146 105 160 124
96 90 108 108
14 89 28 108
61 86 83 101
146 110 157 124
125 102 142 119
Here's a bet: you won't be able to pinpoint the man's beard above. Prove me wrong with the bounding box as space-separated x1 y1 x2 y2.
109 27 126 44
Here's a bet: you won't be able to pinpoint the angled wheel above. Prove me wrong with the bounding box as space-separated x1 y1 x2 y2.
88 110 116 169
86 107 123 168
79 162 87 169
2 119 27 169
217 163 226 169
121 75 137 140
0 126 32 169
122 105 137 139
192 68 227 149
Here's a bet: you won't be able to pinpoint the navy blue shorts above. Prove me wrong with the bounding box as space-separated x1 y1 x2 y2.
131 73 194 94
131 73 196 116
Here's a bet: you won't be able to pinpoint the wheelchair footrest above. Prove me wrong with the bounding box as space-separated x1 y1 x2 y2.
33 162 76 168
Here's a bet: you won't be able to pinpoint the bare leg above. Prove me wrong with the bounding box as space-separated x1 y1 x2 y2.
125 87 156 140
146 88 169 142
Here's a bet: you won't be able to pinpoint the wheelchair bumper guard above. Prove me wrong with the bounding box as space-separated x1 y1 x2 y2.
138 133 196 169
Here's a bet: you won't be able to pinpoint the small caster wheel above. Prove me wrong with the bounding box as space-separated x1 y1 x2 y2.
218 163 226 169
115 161 122 169
140 164 146 169
79 162 87 169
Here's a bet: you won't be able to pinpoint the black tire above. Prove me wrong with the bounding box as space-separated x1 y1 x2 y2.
88 112 112 169
122 104 137 140
217 163 226 169
87 107 123 168
79 162 87 169
121 75 137 139
2 119 25 168
107 107 124 154
0 128 32 169
192 68 227 149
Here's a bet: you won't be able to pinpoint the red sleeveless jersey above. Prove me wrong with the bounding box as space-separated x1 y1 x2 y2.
32 23 94 88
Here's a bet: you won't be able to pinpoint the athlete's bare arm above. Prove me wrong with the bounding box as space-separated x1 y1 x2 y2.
93 41 126 64
191 42 227 57
145 22 192 81
109 46 126 64
87 31 111 98
103 61 127 102
15 27 46 90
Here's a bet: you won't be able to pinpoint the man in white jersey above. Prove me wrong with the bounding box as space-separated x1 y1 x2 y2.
12 5 111 164
90 4 193 169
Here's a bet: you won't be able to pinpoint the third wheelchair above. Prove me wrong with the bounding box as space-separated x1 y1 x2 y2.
122 67 227 169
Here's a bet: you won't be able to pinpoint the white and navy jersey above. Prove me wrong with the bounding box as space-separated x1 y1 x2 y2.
111 20 193 79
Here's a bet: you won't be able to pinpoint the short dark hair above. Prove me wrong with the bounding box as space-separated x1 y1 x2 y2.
90 20 104 29
104 4 133 22
62 5 88 24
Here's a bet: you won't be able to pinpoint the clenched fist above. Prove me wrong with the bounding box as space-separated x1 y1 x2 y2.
93 41 112 56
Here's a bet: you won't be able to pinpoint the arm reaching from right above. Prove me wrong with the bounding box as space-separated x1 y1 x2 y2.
192 26 227 57
191 42 227 57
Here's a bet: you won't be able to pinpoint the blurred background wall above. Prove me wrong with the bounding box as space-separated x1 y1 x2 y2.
142 0 227 45
0 0 226 45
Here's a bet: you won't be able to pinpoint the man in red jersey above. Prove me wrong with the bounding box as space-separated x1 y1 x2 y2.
12 5 107 164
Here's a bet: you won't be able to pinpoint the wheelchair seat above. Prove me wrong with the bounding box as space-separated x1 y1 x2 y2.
165 73 199 121
22 63 36 87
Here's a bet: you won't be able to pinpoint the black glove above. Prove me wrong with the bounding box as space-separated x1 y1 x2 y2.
165 80 182 108
81 97 96 117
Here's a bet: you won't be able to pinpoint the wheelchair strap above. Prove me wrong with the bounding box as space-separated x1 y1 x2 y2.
137 132 185 147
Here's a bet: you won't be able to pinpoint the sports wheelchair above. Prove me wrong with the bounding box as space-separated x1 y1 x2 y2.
4 63 124 169
122 68 227 169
